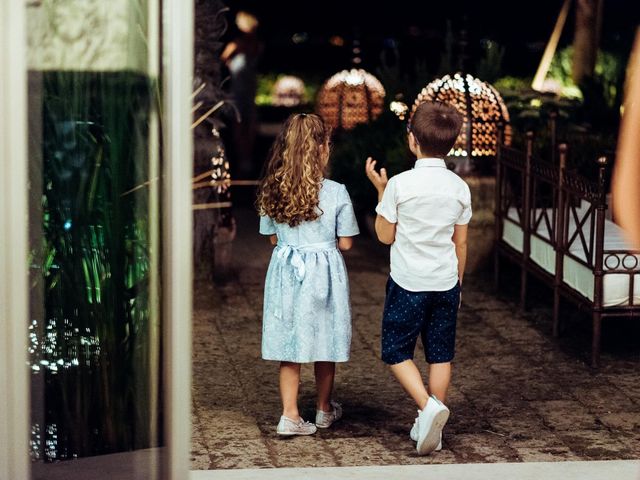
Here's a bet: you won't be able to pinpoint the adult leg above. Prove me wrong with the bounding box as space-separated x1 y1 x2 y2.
280 361 301 420
314 361 335 412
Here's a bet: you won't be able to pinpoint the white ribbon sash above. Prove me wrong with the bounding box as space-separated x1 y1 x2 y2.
273 240 337 319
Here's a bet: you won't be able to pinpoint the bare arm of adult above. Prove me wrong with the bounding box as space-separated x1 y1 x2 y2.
613 31 640 248
270 235 277 245
452 224 468 285
365 157 397 245
338 237 353 251
220 41 238 64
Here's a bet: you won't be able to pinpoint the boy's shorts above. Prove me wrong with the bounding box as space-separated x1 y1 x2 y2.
381 276 460 365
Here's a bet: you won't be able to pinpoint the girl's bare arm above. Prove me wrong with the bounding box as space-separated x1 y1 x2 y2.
338 237 353 251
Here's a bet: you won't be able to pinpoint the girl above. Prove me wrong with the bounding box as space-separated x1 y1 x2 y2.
257 113 359 435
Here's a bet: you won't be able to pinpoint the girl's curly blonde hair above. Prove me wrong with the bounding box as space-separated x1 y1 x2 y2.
257 113 331 227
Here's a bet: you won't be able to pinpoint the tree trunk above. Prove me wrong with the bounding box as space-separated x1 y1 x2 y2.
572 0 602 84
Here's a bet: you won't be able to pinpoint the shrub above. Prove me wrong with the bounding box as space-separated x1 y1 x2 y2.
330 111 411 215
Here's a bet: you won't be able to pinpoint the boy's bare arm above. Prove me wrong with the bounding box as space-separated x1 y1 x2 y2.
375 214 396 245
452 224 468 284
365 157 397 245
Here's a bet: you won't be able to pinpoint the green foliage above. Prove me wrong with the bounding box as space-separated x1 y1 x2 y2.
494 47 624 141
255 73 319 106
476 40 505 83
34 71 159 459
547 46 584 99
378 47 432 107
330 111 411 214
493 47 622 177
255 73 278 106
494 76 532 93
376 47 407 101
548 46 625 107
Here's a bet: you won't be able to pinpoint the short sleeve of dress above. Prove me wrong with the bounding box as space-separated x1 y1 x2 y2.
336 184 360 237
375 177 398 223
457 184 473 225
259 215 277 235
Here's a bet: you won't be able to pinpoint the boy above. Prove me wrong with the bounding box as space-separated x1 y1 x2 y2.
365 101 470 455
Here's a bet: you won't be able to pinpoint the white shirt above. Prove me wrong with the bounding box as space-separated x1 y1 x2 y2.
375 157 472 292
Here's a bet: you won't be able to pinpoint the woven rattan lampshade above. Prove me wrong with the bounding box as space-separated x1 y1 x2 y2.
272 76 306 107
411 73 511 160
316 69 386 130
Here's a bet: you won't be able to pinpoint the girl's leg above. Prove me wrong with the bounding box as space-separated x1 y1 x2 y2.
389 359 429 410
314 361 335 412
428 362 452 403
280 361 301 420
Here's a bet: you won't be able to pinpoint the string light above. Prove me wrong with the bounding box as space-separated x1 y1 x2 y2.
390 101 408 121
210 127 230 193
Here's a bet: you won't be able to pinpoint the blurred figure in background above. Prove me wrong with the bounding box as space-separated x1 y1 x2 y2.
613 30 640 248
221 11 262 178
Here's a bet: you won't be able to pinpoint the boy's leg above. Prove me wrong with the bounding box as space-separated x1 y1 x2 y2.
314 361 335 412
428 362 452 403
381 277 429 408
390 360 451 408
280 361 301 420
422 282 460 403
390 360 429 410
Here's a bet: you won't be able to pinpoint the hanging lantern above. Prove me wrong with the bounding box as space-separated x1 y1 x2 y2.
272 76 306 107
411 73 511 169
316 68 386 130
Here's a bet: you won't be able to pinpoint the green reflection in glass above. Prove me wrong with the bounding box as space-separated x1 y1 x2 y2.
31 70 160 460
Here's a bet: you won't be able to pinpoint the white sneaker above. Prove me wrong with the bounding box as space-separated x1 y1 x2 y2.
276 415 317 436
416 395 449 455
410 413 442 451
410 411 420 441
315 400 343 429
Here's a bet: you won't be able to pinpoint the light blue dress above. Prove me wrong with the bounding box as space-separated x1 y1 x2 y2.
260 179 360 363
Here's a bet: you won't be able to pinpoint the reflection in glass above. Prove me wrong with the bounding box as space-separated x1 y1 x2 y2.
26 1 162 477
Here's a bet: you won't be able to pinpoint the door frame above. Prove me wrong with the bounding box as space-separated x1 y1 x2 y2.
0 0 30 477
0 0 194 478
162 0 195 477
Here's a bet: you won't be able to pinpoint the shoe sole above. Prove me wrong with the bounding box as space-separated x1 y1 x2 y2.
276 430 316 436
416 409 449 455
316 407 342 429
315 415 341 429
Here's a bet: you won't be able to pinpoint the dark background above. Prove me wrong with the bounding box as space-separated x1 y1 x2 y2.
225 0 638 77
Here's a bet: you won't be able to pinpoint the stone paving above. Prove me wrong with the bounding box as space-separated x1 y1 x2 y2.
191 208 640 470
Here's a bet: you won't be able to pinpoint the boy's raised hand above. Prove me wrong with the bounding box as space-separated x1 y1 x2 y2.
365 157 388 194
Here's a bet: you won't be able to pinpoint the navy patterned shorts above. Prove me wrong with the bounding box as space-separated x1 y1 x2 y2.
381 277 460 365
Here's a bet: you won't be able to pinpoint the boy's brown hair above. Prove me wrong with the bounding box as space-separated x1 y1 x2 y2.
409 101 463 158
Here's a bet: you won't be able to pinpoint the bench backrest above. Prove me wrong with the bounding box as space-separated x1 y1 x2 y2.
495 125 640 309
